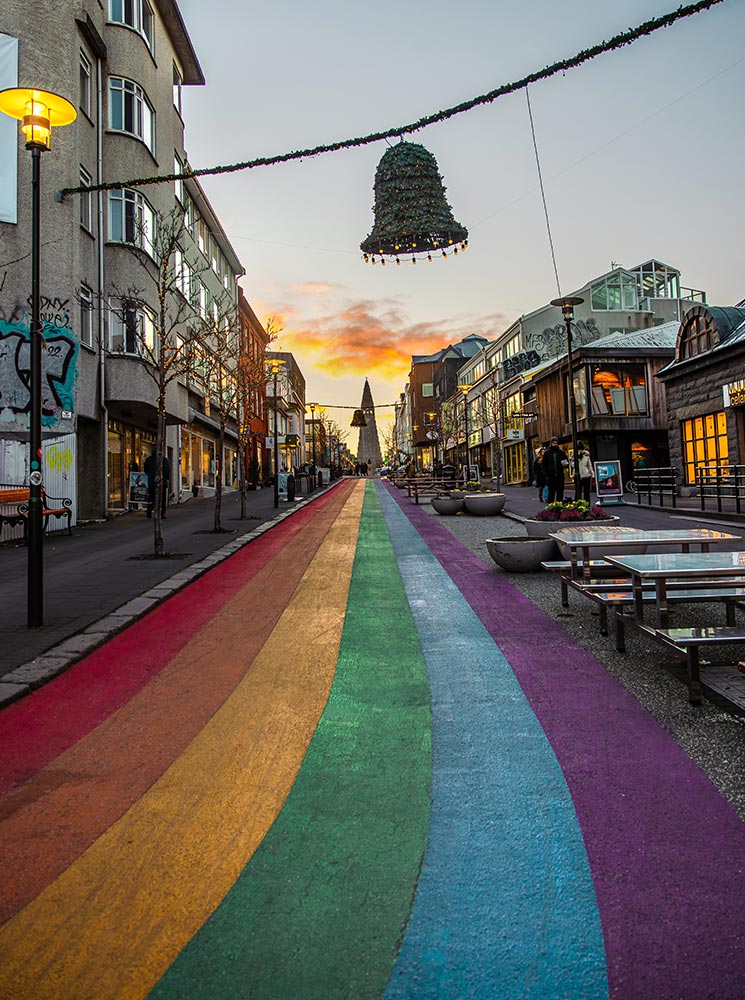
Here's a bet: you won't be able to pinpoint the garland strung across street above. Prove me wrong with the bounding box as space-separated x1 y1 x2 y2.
59 1 722 202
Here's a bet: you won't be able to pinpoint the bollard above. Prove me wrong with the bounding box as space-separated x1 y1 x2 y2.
317 470 323 489
287 474 295 502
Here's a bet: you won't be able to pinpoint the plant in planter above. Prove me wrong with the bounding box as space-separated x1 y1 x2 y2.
525 500 617 537
532 500 613 522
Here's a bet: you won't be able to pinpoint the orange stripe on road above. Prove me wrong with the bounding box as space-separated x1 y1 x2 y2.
0 483 364 1000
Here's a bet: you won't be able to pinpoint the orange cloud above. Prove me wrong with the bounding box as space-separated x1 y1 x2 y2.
273 299 507 382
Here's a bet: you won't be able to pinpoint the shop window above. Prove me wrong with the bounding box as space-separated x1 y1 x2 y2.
589 363 647 416
682 411 728 485
504 443 525 484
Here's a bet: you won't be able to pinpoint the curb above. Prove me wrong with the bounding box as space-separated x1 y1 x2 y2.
0 484 341 710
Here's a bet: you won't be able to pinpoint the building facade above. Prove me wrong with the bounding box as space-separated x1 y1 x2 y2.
656 304 745 493
0 0 249 523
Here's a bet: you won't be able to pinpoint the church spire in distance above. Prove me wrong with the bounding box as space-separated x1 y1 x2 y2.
356 379 382 470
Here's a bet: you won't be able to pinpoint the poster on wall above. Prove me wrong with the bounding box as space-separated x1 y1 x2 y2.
0 34 18 225
594 460 624 505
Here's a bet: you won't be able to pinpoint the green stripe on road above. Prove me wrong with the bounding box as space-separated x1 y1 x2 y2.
149 481 432 1000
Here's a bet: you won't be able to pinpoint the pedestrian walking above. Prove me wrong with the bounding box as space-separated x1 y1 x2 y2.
578 448 593 503
534 447 548 503
144 447 170 518
542 436 569 503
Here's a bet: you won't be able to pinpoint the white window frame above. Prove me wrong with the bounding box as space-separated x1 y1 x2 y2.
80 285 94 348
109 76 155 154
108 187 156 254
108 0 154 51
79 50 92 118
174 154 184 204
173 62 182 115
109 296 157 358
80 166 92 232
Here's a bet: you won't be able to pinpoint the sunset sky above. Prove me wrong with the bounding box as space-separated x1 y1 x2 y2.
177 0 744 440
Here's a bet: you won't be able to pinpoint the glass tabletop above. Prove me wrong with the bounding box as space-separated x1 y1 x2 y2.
549 526 641 544
605 550 745 577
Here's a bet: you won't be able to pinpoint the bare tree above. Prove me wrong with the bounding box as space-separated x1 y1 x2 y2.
191 296 243 532
110 206 205 556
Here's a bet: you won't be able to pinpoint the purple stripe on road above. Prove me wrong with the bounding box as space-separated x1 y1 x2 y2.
386 483 745 1000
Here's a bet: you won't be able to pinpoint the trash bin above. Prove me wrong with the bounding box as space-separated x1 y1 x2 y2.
441 464 456 481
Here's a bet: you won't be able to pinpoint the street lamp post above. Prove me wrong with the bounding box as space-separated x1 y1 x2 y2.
0 88 76 627
268 358 285 508
458 384 470 480
309 402 317 490
550 296 585 500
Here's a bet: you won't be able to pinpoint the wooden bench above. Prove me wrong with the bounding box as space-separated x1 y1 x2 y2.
655 627 745 704
0 486 73 537
408 479 459 504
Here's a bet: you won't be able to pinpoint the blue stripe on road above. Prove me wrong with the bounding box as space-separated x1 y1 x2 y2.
377 483 608 1000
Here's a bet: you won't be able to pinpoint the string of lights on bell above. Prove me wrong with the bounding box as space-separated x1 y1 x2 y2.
363 238 468 266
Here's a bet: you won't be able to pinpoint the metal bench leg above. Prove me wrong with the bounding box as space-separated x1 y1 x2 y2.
599 604 608 636
687 647 702 706
726 601 736 626
561 577 568 608
614 610 625 653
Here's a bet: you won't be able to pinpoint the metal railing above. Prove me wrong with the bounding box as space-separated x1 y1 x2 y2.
633 467 678 508
696 464 745 513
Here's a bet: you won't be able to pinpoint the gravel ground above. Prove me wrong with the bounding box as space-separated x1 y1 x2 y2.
421 502 745 820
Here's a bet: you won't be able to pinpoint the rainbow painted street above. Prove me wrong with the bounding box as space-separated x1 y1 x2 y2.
1 479 744 999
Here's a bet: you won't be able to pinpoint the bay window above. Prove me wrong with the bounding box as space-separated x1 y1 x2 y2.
109 297 157 357
109 77 155 153
109 187 156 253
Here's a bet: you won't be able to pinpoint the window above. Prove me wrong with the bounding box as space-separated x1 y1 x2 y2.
422 383 433 397
79 51 92 118
109 77 155 153
79 167 92 232
80 285 94 348
173 247 192 299
678 312 717 360
682 412 728 486
174 154 184 204
109 188 156 252
109 297 156 357
589 363 647 416
173 63 182 114
590 272 638 311
109 0 154 50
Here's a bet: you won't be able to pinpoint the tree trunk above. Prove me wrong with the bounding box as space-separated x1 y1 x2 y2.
239 441 248 519
153 404 166 557
214 424 224 532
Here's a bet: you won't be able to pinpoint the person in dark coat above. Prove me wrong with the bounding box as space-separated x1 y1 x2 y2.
144 448 170 518
534 446 547 502
542 436 569 503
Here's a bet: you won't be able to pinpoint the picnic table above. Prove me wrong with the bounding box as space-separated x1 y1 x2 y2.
551 527 740 582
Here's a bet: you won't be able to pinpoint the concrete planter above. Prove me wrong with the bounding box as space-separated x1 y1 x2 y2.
431 496 465 516
486 535 558 572
524 516 619 539
463 493 506 516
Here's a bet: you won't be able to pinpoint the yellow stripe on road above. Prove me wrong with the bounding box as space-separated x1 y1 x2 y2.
0 483 365 1000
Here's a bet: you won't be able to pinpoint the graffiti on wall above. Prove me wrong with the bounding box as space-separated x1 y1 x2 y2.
0 298 78 426
528 317 600 360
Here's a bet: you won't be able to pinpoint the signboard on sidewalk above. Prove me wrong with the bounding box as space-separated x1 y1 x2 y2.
594 460 624 505
128 472 149 508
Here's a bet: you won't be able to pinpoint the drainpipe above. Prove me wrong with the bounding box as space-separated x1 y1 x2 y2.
96 53 107 518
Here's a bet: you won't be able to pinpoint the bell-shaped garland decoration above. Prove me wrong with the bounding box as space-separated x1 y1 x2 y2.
361 141 468 262
350 408 368 428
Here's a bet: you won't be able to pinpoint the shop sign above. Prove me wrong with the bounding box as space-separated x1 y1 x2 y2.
594 460 624 505
285 434 300 446
724 380 745 407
